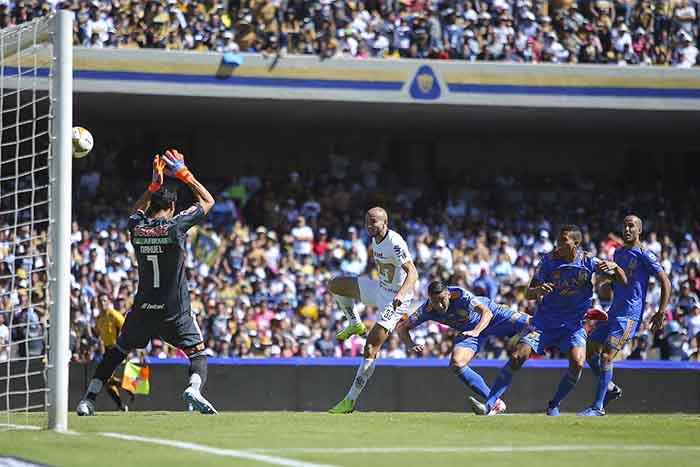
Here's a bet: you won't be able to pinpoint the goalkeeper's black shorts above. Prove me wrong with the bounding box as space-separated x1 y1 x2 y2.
117 307 203 351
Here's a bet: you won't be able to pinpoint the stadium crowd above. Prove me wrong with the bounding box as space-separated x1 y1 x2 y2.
0 0 699 66
2 154 700 364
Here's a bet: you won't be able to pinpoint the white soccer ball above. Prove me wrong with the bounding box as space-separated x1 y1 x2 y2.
72 126 94 159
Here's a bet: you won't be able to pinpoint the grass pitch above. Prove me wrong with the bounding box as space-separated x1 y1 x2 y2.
2 412 699 467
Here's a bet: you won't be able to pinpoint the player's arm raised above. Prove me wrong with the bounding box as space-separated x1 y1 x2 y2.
131 155 166 213
651 270 672 332
462 302 493 337
162 149 215 214
393 260 418 310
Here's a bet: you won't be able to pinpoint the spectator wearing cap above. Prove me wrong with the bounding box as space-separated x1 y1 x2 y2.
534 230 553 254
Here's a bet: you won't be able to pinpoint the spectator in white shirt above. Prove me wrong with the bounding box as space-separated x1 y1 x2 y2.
291 216 314 257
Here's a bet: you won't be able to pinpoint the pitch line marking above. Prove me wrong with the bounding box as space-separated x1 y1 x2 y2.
100 432 337 467
250 444 700 454
0 423 42 431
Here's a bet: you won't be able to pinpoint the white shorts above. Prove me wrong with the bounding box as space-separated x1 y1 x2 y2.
357 276 412 332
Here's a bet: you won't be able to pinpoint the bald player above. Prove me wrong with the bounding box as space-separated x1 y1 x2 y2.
328 207 418 414
578 215 671 416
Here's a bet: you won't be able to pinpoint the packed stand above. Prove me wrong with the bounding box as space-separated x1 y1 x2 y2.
3 152 699 364
0 0 697 66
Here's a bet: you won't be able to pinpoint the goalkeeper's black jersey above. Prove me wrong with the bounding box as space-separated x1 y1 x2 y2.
127 204 204 318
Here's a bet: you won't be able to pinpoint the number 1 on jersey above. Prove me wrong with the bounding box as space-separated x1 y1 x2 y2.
146 254 160 288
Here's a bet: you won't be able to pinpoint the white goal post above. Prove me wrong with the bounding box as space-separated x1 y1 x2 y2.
0 10 72 431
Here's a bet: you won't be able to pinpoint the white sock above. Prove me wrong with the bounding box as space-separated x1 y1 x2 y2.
86 378 103 396
333 293 361 326
346 358 376 401
189 373 202 391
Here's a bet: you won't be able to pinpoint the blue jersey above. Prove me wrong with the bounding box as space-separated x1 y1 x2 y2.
532 251 600 330
608 245 662 321
408 287 516 333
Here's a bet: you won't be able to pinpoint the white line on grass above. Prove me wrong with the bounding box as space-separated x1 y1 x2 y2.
100 432 337 467
250 445 700 455
0 423 42 430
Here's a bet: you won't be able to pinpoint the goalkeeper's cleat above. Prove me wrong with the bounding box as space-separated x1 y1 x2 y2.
603 384 622 408
546 403 561 416
336 322 367 341
328 397 356 414
576 407 605 416
76 399 95 416
183 387 218 415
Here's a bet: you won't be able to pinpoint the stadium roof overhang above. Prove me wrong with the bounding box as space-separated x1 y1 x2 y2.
75 92 698 139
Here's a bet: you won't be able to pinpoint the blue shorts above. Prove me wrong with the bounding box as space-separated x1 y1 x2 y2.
588 316 639 351
454 312 530 352
517 324 587 355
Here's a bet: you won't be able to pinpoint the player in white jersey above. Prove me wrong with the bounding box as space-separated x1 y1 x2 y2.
328 207 418 414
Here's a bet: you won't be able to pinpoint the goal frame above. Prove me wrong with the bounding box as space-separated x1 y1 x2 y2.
46 9 72 432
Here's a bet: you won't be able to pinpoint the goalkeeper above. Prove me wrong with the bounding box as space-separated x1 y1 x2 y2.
77 150 216 415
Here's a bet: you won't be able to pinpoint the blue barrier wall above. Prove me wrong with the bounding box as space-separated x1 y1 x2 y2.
72 359 700 414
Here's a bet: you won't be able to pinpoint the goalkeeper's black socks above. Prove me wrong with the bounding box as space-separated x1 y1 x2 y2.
85 346 128 401
188 353 208 391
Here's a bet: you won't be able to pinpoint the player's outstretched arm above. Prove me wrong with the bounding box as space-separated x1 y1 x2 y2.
464 302 493 337
186 177 215 215
651 270 672 332
132 155 166 213
161 149 215 214
396 320 422 353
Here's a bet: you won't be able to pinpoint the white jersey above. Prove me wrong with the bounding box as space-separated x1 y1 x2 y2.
371 229 412 295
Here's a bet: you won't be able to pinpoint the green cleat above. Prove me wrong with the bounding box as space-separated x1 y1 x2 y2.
328 397 356 414
336 322 367 341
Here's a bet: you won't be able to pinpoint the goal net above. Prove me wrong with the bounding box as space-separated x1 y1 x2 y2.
0 12 72 431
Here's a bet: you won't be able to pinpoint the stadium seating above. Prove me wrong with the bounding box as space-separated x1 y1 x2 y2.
0 0 697 66
3 157 698 363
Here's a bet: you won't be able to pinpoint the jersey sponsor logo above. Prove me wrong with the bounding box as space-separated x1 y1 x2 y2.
374 251 385 258
139 245 164 254
141 303 165 310
393 245 407 260
134 224 169 237
133 237 172 245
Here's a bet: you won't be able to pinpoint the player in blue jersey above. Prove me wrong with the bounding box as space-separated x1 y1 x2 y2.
578 215 671 416
397 281 530 415
472 225 627 416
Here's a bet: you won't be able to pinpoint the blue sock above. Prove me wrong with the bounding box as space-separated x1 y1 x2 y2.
454 365 490 399
593 363 613 410
587 354 601 378
549 368 582 408
485 361 518 410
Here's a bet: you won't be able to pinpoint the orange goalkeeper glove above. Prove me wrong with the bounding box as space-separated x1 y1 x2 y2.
161 149 194 184
148 155 166 193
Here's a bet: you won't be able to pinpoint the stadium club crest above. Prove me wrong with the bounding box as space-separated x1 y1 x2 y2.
409 65 441 100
